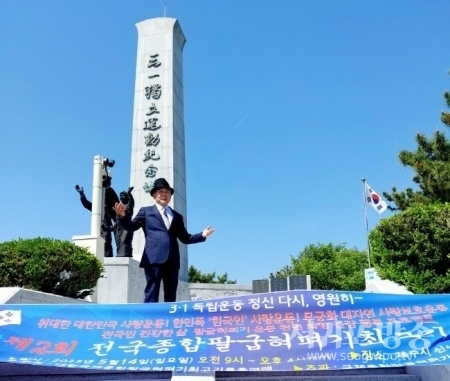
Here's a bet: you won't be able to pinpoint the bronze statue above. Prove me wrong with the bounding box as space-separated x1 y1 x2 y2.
114 187 134 257
75 176 119 257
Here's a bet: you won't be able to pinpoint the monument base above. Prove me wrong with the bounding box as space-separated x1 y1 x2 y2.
72 234 105 259
73 234 105 302
96 257 191 304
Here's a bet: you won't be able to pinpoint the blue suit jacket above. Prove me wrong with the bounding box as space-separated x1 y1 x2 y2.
120 204 205 269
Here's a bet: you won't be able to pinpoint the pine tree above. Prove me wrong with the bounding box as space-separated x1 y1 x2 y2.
384 83 450 210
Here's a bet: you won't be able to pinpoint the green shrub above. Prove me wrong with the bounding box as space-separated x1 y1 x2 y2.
370 203 450 294
0 237 104 299
271 243 367 291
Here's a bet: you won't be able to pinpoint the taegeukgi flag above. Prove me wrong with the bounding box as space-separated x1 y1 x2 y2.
364 182 387 214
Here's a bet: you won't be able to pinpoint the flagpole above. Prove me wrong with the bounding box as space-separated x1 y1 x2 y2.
361 178 371 268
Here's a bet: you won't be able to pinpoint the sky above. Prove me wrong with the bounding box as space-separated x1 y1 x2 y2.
1 1 450 285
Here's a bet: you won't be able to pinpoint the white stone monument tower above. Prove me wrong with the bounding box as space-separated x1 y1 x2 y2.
130 18 189 281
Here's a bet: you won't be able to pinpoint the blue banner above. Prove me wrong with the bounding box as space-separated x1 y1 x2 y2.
1 290 450 372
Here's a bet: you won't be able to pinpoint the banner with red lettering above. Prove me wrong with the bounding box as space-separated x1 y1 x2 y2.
0 290 449 372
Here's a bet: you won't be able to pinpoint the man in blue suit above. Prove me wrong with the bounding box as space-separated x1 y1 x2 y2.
114 178 214 303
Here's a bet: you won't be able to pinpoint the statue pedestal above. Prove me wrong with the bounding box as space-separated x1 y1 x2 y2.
96 257 145 303
71 235 191 303
96 257 191 304
72 234 105 302
72 234 104 259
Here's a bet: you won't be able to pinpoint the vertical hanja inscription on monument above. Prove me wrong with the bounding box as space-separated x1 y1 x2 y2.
129 18 189 281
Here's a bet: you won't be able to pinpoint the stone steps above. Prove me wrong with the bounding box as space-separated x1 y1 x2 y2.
0 365 424 381
213 369 420 381
215 375 420 381
0 373 424 381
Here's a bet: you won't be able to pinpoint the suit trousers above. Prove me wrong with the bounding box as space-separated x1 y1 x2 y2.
143 262 179 303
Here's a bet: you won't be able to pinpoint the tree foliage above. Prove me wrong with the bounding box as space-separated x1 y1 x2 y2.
369 203 450 294
0 237 104 298
271 243 367 291
384 85 450 210
369 82 450 294
188 265 236 284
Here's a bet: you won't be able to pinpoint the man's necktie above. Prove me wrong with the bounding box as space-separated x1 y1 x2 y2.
162 208 170 229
